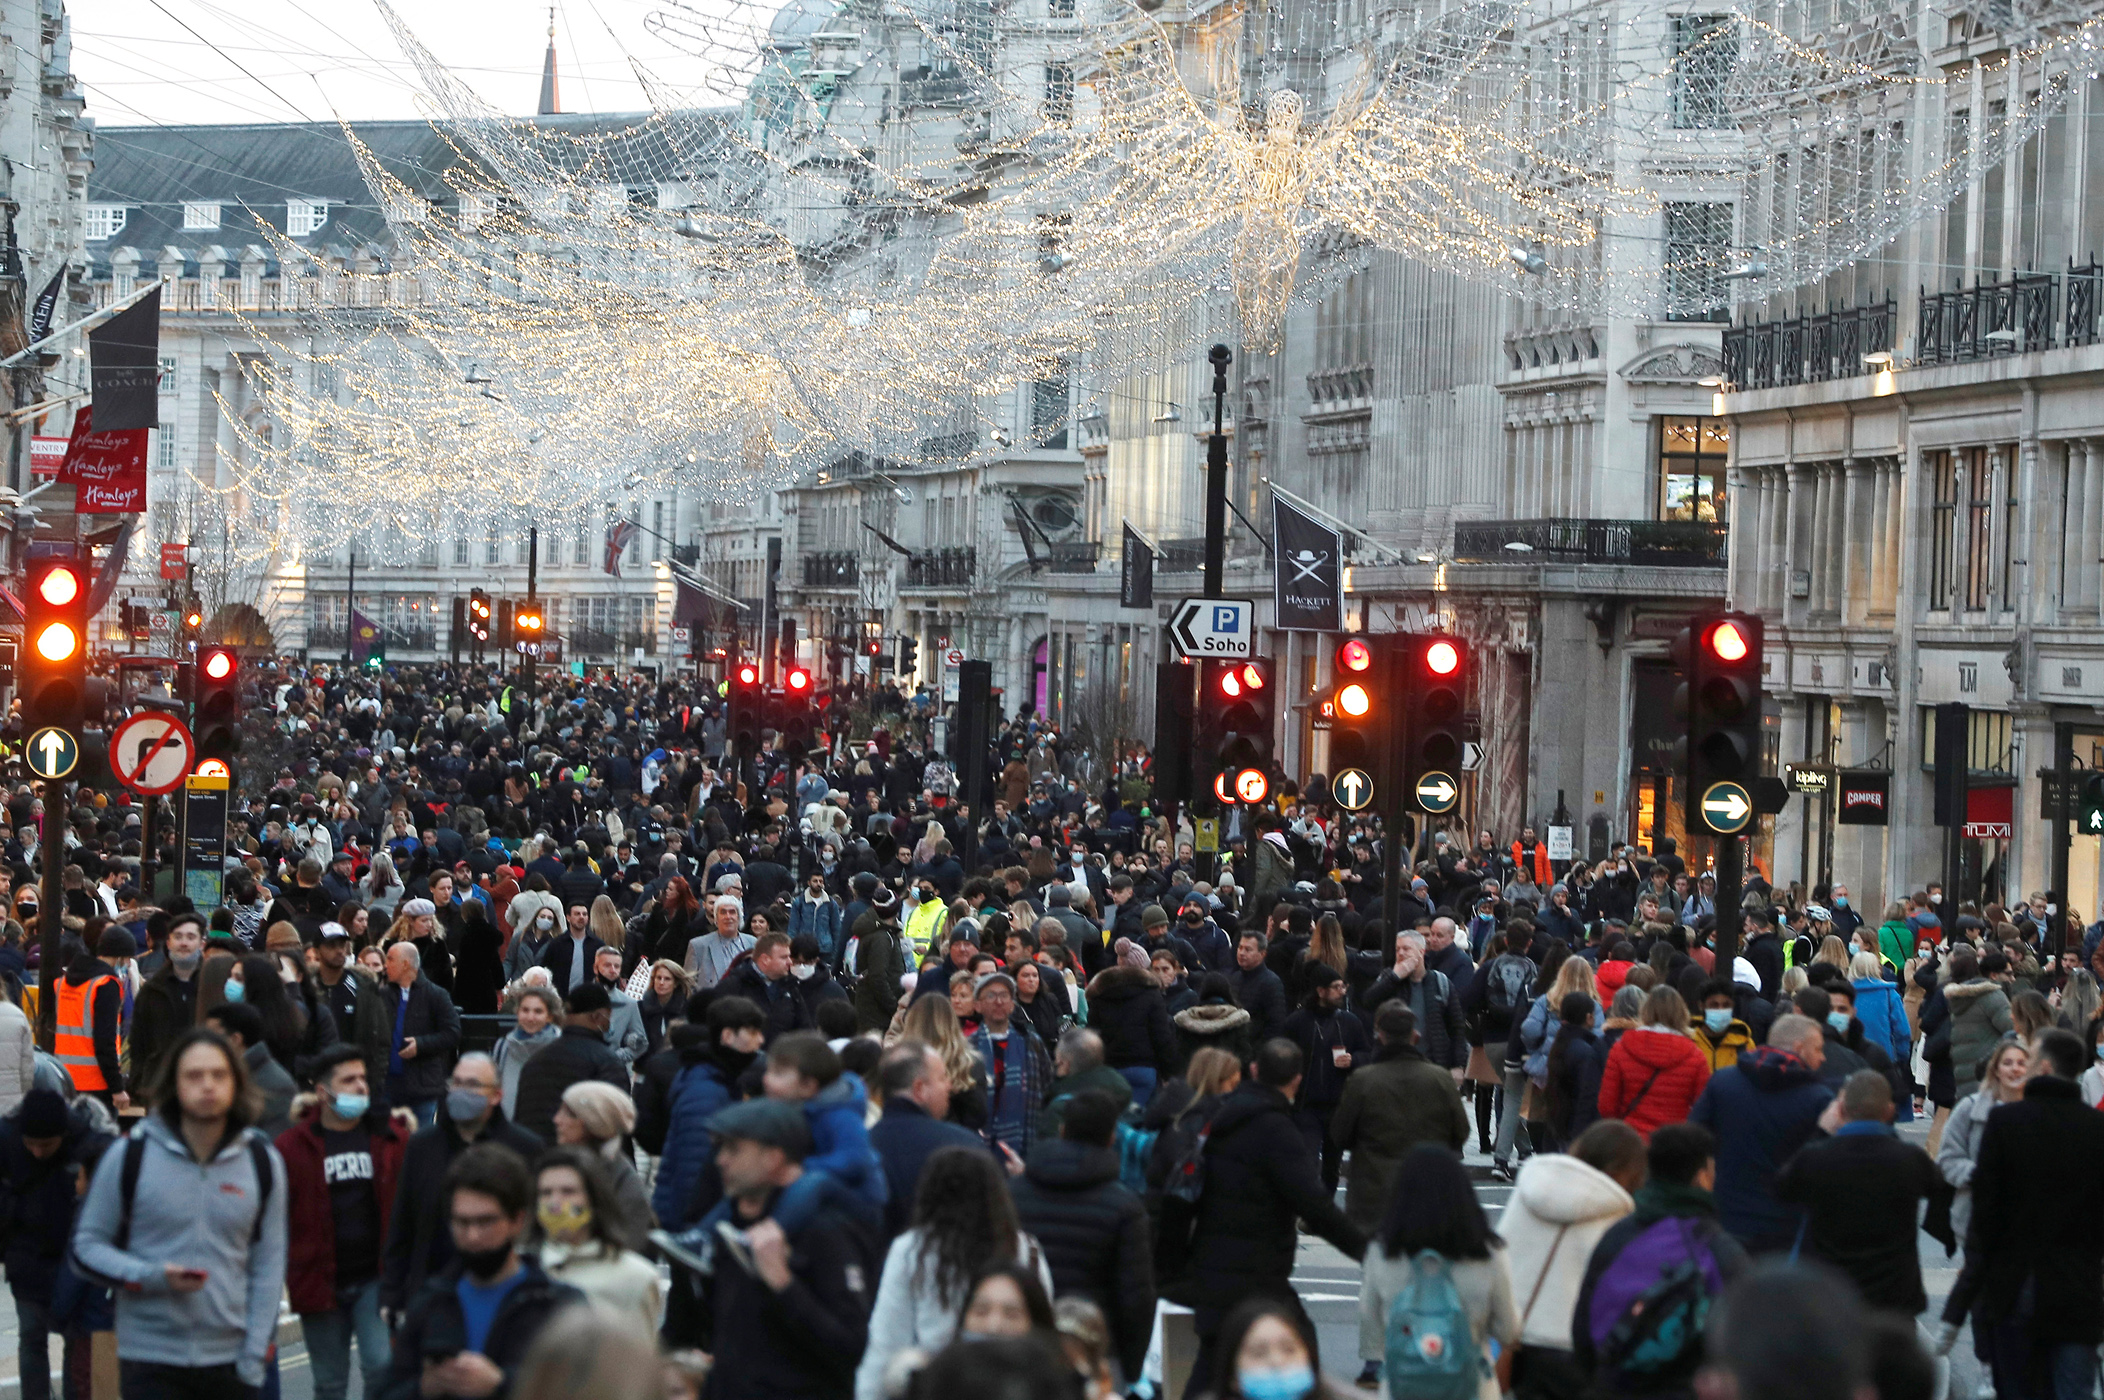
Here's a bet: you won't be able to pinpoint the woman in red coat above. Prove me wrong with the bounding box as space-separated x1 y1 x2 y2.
1597 985 1711 1138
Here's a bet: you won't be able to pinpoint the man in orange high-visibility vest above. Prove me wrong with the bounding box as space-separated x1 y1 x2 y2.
56 926 132 1111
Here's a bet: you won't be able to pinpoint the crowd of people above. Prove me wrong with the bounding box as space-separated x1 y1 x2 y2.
0 656 2089 1400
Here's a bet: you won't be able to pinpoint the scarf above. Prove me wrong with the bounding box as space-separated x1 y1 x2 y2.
970 1022 1043 1155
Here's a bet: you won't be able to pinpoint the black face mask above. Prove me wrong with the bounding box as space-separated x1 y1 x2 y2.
457 1243 514 1280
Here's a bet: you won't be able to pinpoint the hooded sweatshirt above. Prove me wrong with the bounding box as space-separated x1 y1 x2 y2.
1498 1153 1635 1349
72 1112 288 1385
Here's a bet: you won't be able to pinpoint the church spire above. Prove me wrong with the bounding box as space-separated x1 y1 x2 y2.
538 8 561 116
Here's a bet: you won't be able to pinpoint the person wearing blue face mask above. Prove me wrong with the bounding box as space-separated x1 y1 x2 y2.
1690 980 1755 1071
1218 1296 1346 1400
274 1045 411 1400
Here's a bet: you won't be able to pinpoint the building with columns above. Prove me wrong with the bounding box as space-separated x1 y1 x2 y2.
1720 45 2104 917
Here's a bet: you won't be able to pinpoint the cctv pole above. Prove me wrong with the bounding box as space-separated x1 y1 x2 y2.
343 550 355 668
1204 344 1231 597
523 526 537 698
35 780 65 1050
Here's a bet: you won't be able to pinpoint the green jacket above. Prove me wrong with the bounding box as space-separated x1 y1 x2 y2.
1037 1063 1134 1139
1330 1042 1469 1231
1876 920 1912 972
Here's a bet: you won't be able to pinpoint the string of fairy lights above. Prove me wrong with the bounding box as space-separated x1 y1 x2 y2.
195 0 2104 566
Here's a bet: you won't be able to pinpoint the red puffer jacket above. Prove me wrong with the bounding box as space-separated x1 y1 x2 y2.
1597 1025 1712 1138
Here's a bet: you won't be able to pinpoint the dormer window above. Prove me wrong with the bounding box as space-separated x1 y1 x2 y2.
84 204 126 241
181 201 221 231
285 199 330 236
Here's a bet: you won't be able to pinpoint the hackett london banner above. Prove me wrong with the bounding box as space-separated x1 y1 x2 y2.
58 407 148 514
89 285 162 432
1272 493 1342 631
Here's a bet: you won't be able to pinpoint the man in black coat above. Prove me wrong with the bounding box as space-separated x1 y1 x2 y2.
1939 1028 2104 1390
1168 1038 1365 1398
1225 930 1291 1043
380 1143 581 1400
379 1052 542 1317
557 844 605 911
1009 1090 1154 1386
0 1090 113 1400
868 1041 988 1238
1776 1069 1937 1314
534 903 606 996
1358 930 1469 1071
380 942 462 1124
509 984 630 1144
718 933 817 1044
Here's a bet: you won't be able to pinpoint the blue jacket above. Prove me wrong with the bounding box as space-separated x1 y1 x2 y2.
802 1073 888 1212
652 1052 740 1227
1687 1046 1832 1250
1851 977 1911 1065
788 896 845 961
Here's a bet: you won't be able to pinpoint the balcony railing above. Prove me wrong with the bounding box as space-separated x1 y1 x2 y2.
1044 540 1099 573
906 547 975 587
1722 295 1895 390
1451 519 1727 567
803 551 859 586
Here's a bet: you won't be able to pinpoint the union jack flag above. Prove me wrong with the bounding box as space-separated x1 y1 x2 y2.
603 519 639 576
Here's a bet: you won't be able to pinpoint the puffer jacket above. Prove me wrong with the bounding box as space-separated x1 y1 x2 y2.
1498 1152 1634 1349
1359 968 1467 1070
1851 976 1911 1066
1946 978 2014 1097
650 1042 749 1227
1688 1015 1755 1071
1008 1138 1154 1380
1597 1025 1710 1138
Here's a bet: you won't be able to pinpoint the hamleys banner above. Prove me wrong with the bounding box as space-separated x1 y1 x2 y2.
58 406 148 514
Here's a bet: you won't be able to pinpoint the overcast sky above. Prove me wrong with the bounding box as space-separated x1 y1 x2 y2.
69 0 744 127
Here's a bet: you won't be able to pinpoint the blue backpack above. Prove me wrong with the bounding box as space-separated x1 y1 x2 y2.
1585 1217 1724 1389
1383 1250 1483 1400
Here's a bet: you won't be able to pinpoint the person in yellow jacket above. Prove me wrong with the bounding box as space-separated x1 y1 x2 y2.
57 925 134 1110
1689 979 1756 1070
903 877 949 962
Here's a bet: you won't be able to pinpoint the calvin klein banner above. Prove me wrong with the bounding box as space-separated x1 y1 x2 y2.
1272 493 1342 631
1120 522 1153 609
27 268 66 345
89 285 162 432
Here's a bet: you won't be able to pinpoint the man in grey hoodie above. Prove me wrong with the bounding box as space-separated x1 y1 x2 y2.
73 1026 288 1395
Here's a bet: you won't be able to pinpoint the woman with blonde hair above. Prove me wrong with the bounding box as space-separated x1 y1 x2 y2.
588 895 635 980
1779 965 1810 999
359 851 403 920
896 993 988 1134
1812 934 1851 974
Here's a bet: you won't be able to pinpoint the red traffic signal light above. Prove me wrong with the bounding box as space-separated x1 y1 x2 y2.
201 647 235 682
736 663 759 686
1216 661 1265 699
1704 618 1751 663
24 555 87 739
1425 639 1460 675
1337 682 1371 718
786 667 812 693
1338 638 1372 673
35 565 79 607
195 645 243 766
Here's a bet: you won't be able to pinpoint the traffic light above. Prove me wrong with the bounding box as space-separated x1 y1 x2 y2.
496 598 514 653
1152 662 1195 807
195 645 242 770
728 657 762 757
780 665 815 757
182 603 203 638
898 636 918 675
515 598 544 648
1674 611 1765 833
468 590 491 649
1398 634 1469 812
1327 636 1385 811
1200 657 1276 805
2082 773 2104 835
23 555 86 738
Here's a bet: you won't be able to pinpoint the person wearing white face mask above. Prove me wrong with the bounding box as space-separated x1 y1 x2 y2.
788 933 851 1023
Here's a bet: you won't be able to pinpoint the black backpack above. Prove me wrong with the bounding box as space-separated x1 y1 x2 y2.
70 1129 274 1292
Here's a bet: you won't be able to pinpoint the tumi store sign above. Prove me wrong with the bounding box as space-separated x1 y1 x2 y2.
1837 770 1889 826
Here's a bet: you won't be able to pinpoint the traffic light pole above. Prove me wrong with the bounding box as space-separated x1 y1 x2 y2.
1203 344 1230 597
1713 831 1744 971
34 779 65 1051
522 527 538 699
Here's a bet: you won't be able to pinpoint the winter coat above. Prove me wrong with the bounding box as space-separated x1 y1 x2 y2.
510 1026 629 1148
0 1000 35 1116
1850 976 1911 1066
1571 1023 1629 1138
652 1042 752 1228
1084 966 1180 1074
1597 1026 1710 1138
1281 1003 1371 1108
1876 920 1912 973
1330 1041 1470 1231
1460 953 1537 1046
1686 1046 1832 1250
852 915 909 1033
1945 978 2013 1097
1688 1016 1755 1072
718 960 817 1044
0 1101 114 1302
1010 1138 1156 1380
1167 1081 1365 1308
320 967 394 1094
867 1098 987 1239
1172 1002 1254 1070
788 895 845 961
854 1228 1053 1400
1937 1083 2006 1241
379 1260 583 1400
493 1024 562 1118
379 1106 543 1311
275 1105 410 1314
379 975 461 1107
1360 968 1468 1070
1225 964 1291 1043
128 964 204 1100
1776 1123 1938 1313
1945 1075 2104 1344
1497 1154 1634 1349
